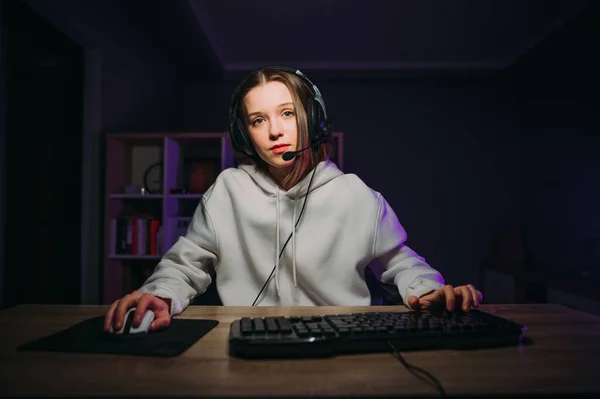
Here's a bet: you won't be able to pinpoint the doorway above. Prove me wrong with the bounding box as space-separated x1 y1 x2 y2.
3 0 83 306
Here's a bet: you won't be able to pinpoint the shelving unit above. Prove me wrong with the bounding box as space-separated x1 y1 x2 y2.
102 132 344 304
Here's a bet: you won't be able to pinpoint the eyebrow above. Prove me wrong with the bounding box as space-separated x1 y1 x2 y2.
247 102 294 119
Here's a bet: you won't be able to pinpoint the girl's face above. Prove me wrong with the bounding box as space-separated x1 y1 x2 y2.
244 81 298 172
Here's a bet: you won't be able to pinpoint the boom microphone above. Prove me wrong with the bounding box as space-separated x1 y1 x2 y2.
282 137 326 161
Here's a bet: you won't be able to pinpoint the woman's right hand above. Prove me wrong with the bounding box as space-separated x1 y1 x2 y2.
103 291 172 333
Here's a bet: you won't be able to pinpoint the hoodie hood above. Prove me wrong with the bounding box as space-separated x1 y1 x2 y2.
237 159 344 300
237 159 344 199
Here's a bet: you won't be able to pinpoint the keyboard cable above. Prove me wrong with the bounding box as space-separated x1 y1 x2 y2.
387 340 447 397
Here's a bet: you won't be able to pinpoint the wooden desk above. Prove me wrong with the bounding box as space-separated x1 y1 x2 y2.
1 304 599 398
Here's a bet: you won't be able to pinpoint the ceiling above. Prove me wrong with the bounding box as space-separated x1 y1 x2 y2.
22 0 595 80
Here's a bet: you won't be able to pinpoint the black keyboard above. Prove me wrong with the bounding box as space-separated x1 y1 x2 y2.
228 309 526 359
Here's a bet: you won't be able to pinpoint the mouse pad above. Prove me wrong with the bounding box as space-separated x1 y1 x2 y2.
17 316 219 358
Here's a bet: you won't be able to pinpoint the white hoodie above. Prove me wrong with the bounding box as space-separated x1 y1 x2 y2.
139 160 445 315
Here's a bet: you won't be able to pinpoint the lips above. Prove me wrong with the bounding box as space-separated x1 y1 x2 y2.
271 144 290 154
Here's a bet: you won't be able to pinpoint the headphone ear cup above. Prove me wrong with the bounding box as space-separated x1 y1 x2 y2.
230 118 254 156
229 119 243 152
310 98 328 142
236 119 255 156
306 97 326 142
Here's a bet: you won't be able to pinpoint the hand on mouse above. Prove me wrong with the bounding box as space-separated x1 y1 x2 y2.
103 291 172 333
407 284 483 312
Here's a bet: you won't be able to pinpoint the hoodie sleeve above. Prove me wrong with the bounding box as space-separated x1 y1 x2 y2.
137 197 218 316
373 194 445 307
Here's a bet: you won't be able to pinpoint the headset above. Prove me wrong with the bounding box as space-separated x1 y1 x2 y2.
228 66 331 159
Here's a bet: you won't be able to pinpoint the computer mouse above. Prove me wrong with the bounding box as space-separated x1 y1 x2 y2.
107 307 155 339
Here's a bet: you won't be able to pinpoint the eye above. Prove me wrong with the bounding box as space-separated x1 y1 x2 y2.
282 110 295 117
251 117 265 126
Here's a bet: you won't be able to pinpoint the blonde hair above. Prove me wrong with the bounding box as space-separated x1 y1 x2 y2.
228 67 334 189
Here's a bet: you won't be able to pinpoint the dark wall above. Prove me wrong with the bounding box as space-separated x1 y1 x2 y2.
0 0 7 307
100 48 185 133
3 0 83 306
511 2 600 282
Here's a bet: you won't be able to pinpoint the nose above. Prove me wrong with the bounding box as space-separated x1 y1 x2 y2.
269 118 283 139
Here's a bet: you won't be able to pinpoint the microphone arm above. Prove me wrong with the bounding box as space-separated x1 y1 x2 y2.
282 137 326 161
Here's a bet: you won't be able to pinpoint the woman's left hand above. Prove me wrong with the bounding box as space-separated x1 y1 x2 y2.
407 284 483 312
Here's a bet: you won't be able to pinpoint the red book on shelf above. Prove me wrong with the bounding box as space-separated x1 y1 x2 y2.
150 220 160 255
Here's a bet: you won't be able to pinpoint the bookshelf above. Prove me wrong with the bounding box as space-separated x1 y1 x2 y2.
102 132 344 304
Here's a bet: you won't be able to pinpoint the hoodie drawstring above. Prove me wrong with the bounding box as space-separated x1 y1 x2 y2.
275 186 281 296
292 192 298 288
275 186 301 299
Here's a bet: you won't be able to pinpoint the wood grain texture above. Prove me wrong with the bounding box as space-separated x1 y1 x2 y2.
1 304 599 398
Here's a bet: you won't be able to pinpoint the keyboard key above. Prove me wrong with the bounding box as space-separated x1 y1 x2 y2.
278 318 293 333
265 318 279 333
240 318 253 335
253 318 266 333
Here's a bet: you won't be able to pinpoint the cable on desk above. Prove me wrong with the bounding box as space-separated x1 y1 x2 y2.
387 340 447 397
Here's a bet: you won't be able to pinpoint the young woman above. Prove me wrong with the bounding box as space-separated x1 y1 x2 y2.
104 66 482 333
